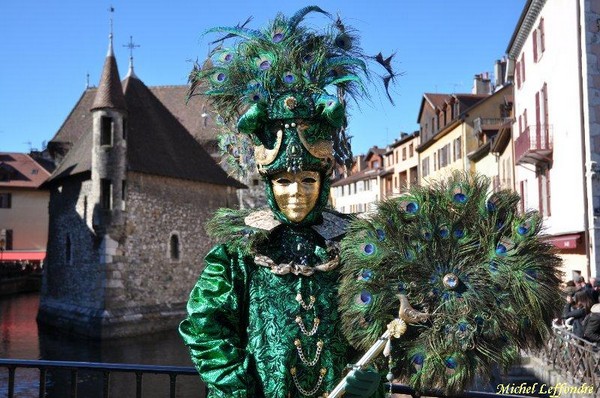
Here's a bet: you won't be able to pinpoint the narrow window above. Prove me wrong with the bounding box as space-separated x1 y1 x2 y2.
422 157 430 178
0 229 13 250
100 179 112 209
170 233 180 261
409 144 414 157
0 193 11 208
121 180 127 210
122 118 128 140
65 234 72 265
100 116 113 146
402 147 407 161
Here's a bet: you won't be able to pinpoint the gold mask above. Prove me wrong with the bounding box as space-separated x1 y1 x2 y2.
271 171 321 223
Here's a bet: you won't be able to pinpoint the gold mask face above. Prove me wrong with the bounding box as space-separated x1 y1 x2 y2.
271 171 321 223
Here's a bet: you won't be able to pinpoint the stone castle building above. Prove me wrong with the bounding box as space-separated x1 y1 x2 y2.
38 35 244 338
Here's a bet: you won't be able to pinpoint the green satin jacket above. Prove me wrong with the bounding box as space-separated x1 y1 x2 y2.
179 210 363 397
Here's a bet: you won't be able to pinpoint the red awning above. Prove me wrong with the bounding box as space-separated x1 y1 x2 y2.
0 252 46 261
547 234 581 249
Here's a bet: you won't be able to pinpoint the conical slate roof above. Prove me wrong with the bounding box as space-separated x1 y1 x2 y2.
91 38 127 111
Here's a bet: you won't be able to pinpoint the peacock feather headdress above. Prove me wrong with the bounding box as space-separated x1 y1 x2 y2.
188 6 397 178
338 172 563 395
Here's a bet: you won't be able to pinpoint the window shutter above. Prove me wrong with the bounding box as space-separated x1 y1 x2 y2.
540 18 545 52
535 91 541 141
533 30 538 62
546 168 551 216
543 83 549 139
519 181 525 213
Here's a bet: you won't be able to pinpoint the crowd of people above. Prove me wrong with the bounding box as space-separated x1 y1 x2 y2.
557 276 600 344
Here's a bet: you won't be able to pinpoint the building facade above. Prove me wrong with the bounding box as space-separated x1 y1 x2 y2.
416 91 488 184
381 132 420 197
331 147 385 213
507 0 600 279
0 153 52 267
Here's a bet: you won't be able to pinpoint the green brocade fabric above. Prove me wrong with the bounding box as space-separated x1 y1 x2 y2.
180 220 373 398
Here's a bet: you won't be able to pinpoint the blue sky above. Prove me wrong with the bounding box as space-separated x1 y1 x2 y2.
1 1 525 156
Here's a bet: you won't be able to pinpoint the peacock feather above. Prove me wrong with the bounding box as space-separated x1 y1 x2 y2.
189 6 397 176
338 171 563 395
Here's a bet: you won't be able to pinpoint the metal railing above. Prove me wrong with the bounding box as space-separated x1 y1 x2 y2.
536 326 600 389
0 359 202 398
0 358 544 398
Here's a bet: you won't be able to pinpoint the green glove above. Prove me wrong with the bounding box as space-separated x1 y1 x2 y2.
344 369 381 398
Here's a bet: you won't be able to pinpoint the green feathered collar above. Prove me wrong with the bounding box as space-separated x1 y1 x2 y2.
205 207 350 258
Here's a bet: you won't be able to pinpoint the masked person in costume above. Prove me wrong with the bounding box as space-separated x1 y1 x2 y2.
179 7 396 398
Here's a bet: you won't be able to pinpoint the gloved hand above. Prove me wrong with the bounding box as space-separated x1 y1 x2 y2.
344 368 381 398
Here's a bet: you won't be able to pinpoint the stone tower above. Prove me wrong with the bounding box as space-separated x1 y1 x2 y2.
91 33 127 235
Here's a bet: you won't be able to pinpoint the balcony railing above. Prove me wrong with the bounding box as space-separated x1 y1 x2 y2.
514 125 553 165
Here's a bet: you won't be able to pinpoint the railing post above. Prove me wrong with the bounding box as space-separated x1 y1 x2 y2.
70 369 78 398
8 366 15 398
103 370 110 398
169 374 177 398
135 371 143 398
39 368 47 398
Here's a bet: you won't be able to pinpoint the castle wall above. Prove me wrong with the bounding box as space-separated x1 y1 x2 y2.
38 175 108 335
39 170 240 338
94 171 237 337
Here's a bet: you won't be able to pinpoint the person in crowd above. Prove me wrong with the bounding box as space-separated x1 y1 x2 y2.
583 303 600 343
563 290 594 338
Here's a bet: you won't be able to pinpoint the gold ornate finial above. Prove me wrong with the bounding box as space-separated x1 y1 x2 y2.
397 294 429 323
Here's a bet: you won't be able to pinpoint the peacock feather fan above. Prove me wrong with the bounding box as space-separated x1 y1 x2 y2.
338 171 563 395
188 6 396 176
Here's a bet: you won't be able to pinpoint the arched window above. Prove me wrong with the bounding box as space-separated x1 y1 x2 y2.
169 233 180 261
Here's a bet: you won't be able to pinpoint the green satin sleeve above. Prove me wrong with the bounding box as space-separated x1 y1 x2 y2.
179 244 257 398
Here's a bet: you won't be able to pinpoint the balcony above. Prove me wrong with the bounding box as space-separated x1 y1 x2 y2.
514 125 553 166
473 117 513 135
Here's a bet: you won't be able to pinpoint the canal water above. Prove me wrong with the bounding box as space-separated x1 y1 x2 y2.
0 292 204 398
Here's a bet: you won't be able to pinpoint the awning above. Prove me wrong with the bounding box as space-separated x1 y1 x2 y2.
0 251 46 261
547 234 581 249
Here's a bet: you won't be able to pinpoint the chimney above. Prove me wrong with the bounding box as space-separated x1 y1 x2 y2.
472 73 491 95
494 59 507 88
